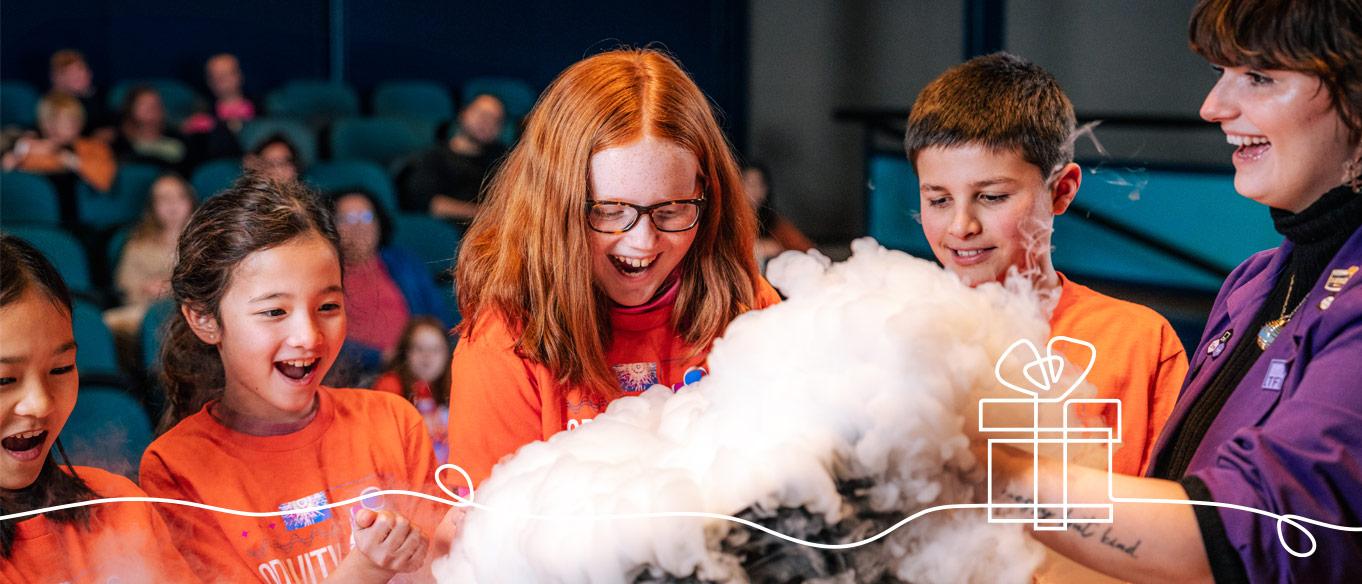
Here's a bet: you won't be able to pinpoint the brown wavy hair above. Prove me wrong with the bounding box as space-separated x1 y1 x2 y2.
1190 0 1362 142
158 174 340 430
382 316 451 407
455 48 761 404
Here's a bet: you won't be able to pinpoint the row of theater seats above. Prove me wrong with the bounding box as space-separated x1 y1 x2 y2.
4 163 462 268
1 77 536 137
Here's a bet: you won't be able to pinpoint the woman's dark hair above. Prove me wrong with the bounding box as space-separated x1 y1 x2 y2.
383 316 451 407
327 188 393 249
1190 0 1362 142
0 234 97 558
158 174 341 429
250 132 299 159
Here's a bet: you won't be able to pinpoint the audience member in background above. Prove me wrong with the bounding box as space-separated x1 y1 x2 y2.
1 93 116 224
241 133 299 183
181 53 253 160
397 93 507 225
47 49 113 140
329 189 454 380
741 162 815 266
112 86 188 171
103 173 197 362
374 316 452 462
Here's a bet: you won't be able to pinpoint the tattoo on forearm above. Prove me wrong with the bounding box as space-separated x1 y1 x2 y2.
1000 492 1142 558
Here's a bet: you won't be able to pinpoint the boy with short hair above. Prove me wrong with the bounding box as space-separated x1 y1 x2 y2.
905 52 1187 476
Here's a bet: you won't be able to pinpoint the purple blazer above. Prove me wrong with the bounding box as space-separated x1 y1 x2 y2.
1148 223 1362 582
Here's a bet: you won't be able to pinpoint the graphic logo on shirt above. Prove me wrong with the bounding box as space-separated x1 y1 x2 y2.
611 362 659 393
1262 359 1289 391
279 491 333 531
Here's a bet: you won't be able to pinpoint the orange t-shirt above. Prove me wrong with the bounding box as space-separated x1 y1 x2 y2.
448 276 781 487
1049 273 1188 476
2 466 198 583
139 387 445 584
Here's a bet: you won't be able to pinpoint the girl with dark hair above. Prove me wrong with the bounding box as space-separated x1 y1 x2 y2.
0 233 195 581
138 176 450 582
374 316 452 461
987 1 1362 581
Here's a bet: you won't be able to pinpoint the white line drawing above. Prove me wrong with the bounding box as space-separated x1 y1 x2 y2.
4 336 1360 560
981 336 1121 531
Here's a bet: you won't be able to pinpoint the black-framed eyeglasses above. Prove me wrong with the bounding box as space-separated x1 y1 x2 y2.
585 197 706 234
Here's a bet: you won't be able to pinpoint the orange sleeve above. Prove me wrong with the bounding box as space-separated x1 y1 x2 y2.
447 314 547 488
74 139 116 192
753 275 783 308
138 448 261 582
85 469 203 583
372 371 405 396
1139 324 1189 475
769 214 815 252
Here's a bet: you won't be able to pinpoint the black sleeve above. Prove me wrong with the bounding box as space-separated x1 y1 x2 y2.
1181 475 1252 584
397 149 440 213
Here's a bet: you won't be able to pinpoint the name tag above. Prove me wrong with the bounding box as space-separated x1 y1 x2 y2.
1261 359 1288 391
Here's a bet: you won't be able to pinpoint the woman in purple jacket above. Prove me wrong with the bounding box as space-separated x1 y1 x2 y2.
988 1 1362 582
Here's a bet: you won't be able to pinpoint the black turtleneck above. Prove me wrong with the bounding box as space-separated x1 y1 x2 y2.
1147 186 1362 584
1151 186 1362 480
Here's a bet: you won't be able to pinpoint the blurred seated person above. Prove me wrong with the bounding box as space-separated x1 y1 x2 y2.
242 133 299 182
373 316 453 461
112 86 188 171
181 53 253 160
1 93 116 223
742 162 814 265
48 49 114 140
397 93 507 225
330 189 455 377
103 172 196 360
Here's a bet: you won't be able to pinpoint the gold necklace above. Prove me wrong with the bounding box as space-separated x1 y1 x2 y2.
1257 274 1309 350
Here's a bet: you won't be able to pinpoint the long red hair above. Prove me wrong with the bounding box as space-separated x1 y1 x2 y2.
456 48 761 404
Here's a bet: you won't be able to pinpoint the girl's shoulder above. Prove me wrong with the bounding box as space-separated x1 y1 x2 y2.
65 466 145 499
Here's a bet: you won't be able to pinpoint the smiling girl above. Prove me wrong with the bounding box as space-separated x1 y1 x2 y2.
138 176 447 583
1 234 196 582
447 48 782 487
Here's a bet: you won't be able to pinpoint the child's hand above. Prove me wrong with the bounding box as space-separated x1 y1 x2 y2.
432 506 467 558
352 508 428 575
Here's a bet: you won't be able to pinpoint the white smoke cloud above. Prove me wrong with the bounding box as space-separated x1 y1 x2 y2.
438 239 1098 583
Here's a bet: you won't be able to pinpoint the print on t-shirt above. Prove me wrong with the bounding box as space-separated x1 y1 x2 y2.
280 491 333 531
612 361 659 393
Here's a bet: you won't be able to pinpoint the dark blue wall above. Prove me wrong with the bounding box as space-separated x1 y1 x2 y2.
2 0 749 145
